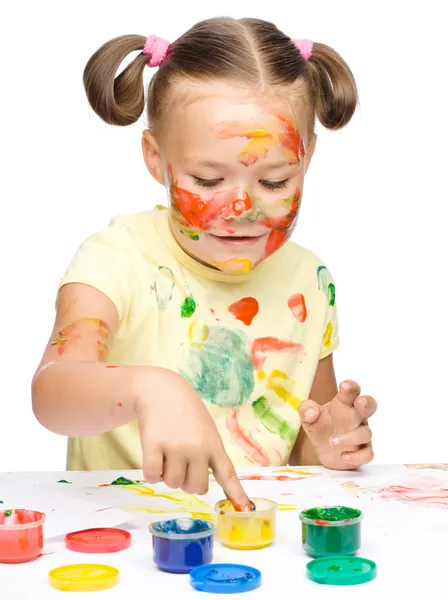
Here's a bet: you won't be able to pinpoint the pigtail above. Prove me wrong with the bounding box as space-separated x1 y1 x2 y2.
306 43 359 130
83 34 149 126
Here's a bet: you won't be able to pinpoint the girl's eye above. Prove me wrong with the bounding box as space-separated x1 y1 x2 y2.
193 177 223 188
260 179 290 190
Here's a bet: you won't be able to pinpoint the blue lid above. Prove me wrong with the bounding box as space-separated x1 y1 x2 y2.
190 564 261 594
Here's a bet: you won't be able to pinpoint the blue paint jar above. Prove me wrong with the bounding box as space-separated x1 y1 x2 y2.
148 518 216 574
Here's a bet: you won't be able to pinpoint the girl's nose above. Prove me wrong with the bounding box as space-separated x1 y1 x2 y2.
224 189 259 222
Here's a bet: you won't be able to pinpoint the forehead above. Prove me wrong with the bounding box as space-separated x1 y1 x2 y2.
161 81 310 156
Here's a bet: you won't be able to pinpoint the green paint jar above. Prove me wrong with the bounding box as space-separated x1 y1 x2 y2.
299 506 363 558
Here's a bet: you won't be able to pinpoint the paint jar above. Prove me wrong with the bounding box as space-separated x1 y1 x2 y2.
148 518 216 574
0 509 46 563
299 506 363 558
215 498 277 550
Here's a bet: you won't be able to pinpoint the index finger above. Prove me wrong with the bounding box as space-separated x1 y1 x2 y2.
210 449 252 512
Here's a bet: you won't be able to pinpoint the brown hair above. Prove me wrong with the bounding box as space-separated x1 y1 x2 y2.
83 17 358 139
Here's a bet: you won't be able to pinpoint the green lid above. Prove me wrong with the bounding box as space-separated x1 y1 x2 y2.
306 556 376 586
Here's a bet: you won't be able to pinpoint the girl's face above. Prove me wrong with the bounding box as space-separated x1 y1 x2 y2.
144 83 316 274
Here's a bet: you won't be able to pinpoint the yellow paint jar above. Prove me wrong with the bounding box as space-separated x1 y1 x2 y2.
215 498 278 550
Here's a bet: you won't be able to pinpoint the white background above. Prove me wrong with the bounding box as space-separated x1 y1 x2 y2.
1 1 447 472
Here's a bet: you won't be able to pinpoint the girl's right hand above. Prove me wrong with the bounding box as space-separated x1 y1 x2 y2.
135 367 251 508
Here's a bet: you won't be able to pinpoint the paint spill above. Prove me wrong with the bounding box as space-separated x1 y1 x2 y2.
228 297 259 326
378 477 448 508
180 294 196 318
328 283 336 306
252 396 297 444
154 266 175 311
226 410 271 466
57 480 72 484
317 266 328 293
323 323 333 349
110 477 143 486
265 369 301 411
188 319 209 349
181 326 254 407
288 293 307 323
51 318 110 360
251 337 303 370
405 464 448 472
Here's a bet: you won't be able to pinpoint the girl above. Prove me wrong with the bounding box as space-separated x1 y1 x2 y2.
32 17 377 510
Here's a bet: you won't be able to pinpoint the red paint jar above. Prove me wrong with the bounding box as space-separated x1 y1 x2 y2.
0 509 45 563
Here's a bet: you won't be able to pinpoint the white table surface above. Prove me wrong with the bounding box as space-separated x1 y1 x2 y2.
1 464 448 598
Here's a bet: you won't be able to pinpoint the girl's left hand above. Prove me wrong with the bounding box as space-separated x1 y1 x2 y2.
299 380 377 470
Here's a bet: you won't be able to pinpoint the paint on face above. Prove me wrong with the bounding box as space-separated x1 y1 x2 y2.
216 125 274 166
317 266 328 293
323 322 333 349
181 326 255 407
251 337 304 370
180 293 196 318
213 258 253 274
217 114 306 167
180 229 200 240
288 293 307 322
263 189 301 258
226 410 271 466
228 297 259 326
171 183 253 231
154 266 175 311
328 283 336 306
265 369 301 411
51 318 110 361
252 396 297 445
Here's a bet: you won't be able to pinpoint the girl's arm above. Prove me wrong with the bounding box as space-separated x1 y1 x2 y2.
288 354 338 465
32 282 252 506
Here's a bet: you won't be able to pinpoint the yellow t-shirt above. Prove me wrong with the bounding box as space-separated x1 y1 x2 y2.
60 207 339 470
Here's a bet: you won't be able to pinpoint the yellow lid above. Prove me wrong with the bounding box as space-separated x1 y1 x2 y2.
48 564 119 592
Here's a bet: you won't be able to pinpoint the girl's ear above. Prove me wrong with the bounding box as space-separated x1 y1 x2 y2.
304 133 317 174
142 129 165 184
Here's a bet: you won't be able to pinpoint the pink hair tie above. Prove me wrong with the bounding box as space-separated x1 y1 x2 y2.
292 39 313 61
143 34 170 67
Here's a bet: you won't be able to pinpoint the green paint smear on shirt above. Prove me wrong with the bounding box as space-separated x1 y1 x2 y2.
155 266 175 311
181 326 254 407
3 510 12 517
181 295 196 318
302 506 361 522
111 476 142 486
0 501 3 504
328 283 336 306
57 480 72 484
252 396 296 445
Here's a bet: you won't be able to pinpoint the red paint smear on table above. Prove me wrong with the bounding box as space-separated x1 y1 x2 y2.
288 293 307 323
106 365 120 369
238 474 304 481
226 411 270 466
251 337 304 370
94 507 113 513
228 297 259 326
377 476 448 508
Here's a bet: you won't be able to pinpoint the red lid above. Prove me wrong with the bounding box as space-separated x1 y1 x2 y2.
65 528 131 554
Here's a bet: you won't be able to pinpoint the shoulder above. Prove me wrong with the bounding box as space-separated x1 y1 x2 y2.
281 239 335 282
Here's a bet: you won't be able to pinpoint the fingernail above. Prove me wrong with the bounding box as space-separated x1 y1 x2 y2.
305 409 316 421
341 382 351 392
332 436 340 447
360 398 368 409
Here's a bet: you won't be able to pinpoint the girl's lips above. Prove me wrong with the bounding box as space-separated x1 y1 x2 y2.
209 233 266 246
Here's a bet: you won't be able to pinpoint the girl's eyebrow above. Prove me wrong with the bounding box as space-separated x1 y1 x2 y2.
185 158 295 170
